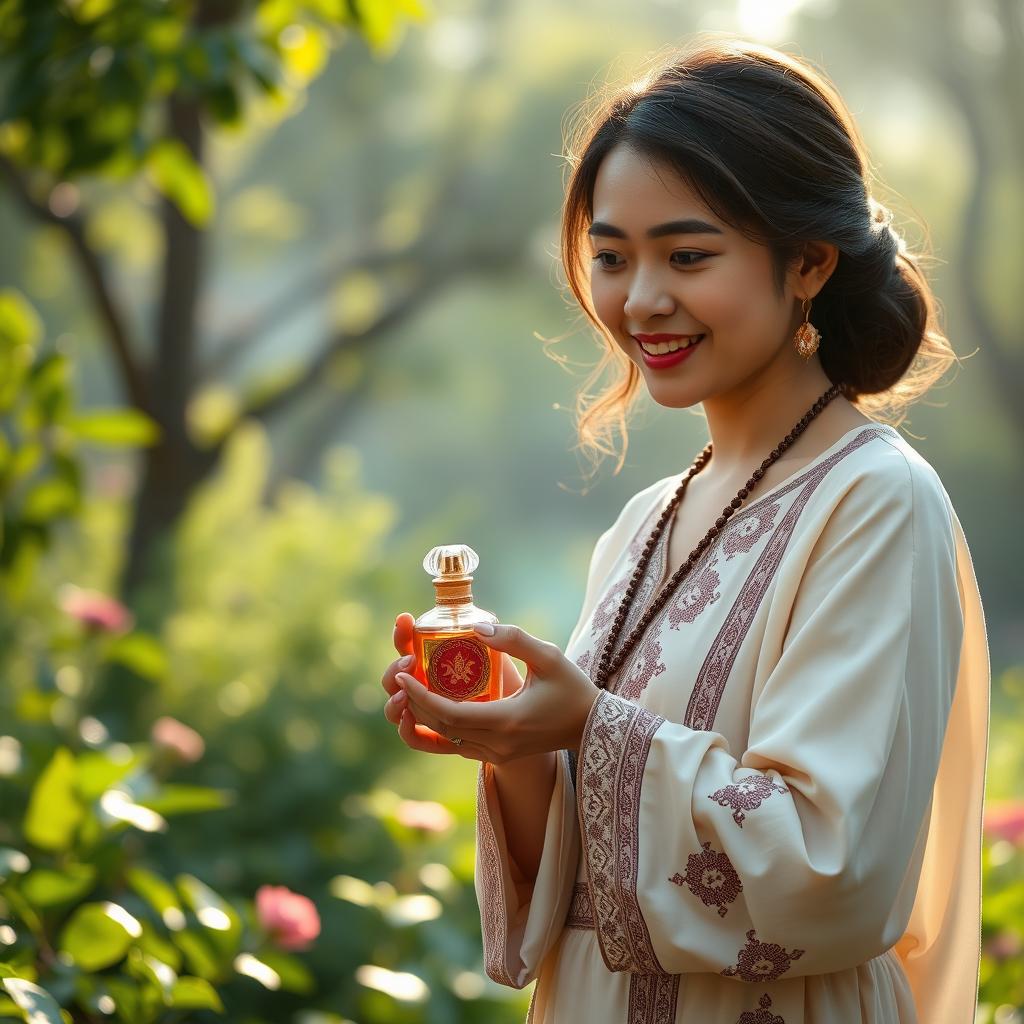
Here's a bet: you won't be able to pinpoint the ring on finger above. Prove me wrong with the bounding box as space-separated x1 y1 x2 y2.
451 736 463 746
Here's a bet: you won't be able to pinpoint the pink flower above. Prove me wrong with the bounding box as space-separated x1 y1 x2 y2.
58 584 134 634
151 716 205 763
256 885 320 951
395 798 454 833
983 801 1024 846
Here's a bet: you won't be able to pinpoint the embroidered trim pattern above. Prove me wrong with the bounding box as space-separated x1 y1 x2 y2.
709 774 789 828
627 973 681 1023
474 763 517 987
736 994 786 1024
576 691 667 974
683 428 885 731
669 840 743 917
565 882 594 929
721 929 805 983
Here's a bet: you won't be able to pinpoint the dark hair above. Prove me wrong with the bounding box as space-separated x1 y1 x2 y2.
554 34 959 479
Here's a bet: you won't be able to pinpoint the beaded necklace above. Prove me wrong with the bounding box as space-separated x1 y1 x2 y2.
593 381 845 690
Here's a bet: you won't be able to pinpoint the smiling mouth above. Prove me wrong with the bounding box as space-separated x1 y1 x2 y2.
635 334 705 355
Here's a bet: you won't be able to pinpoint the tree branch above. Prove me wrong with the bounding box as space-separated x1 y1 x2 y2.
201 0 504 381
228 242 519 438
0 155 151 411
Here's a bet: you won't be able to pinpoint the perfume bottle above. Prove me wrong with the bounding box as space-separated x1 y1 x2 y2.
412 544 501 702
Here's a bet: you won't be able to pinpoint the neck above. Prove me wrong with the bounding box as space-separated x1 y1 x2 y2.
700 358 840 474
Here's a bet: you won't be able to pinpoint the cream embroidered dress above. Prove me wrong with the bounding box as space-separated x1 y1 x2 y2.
474 423 990 1024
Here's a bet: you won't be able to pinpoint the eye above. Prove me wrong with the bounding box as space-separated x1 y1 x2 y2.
590 251 710 270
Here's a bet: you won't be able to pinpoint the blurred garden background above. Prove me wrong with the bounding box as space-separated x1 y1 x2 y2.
0 0 1021 1022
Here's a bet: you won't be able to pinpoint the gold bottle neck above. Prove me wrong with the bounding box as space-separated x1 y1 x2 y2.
433 578 474 607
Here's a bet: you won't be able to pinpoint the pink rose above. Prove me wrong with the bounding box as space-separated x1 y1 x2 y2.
983 801 1024 846
395 799 454 834
151 716 205 764
58 584 134 634
256 885 320 951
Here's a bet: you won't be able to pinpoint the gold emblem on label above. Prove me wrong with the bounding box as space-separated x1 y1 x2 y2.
425 636 490 700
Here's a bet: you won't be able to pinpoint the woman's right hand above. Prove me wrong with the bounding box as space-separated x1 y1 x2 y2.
382 612 524 754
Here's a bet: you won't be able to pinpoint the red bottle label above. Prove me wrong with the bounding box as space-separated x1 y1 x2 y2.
426 636 490 700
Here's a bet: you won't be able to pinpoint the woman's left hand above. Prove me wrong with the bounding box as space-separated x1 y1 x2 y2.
394 623 599 764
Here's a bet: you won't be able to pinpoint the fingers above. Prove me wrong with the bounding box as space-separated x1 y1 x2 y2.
393 612 415 656
472 623 562 673
383 683 408 725
381 651 416 717
395 672 503 738
397 707 480 759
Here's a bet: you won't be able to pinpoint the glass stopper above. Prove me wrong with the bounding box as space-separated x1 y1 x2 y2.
423 544 479 580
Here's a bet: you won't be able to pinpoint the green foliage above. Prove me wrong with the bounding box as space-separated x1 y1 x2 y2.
0 293 528 1021
0 287 158 604
0 0 431 221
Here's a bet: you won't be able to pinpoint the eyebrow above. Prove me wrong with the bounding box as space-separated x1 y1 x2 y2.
587 218 724 239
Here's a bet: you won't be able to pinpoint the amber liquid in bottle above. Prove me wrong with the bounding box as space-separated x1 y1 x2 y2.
412 545 501 702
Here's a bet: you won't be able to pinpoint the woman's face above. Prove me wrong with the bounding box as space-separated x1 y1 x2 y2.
587 144 808 410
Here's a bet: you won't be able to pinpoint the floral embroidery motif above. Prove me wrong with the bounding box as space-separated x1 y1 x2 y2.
590 574 629 635
722 500 782 560
709 774 789 828
736 993 786 1024
669 841 743 917
575 648 592 676
721 928 805 983
665 561 722 628
616 633 666 701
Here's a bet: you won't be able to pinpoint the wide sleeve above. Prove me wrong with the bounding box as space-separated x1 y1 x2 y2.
574 455 967 981
474 479 671 988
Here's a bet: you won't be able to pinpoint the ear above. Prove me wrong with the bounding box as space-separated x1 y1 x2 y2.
791 240 839 301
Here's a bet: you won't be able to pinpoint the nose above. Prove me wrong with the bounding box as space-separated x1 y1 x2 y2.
623 268 675 322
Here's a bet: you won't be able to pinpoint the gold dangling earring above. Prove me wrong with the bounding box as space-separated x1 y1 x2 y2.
794 297 821 359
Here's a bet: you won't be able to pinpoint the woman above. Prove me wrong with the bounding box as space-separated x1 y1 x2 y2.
381 36 989 1024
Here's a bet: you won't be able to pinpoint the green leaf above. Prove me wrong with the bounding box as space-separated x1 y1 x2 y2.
0 289 42 352
20 477 80 522
1 977 64 1024
146 140 214 227
104 632 167 681
0 291 42 410
138 785 233 816
103 977 142 1022
251 949 315 995
21 864 97 907
169 976 223 1012
126 867 183 924
136 922 182 971
24 748 84 852
66 409 160 447
59 902 141 971
7 442 43 485
27 353 71 422
125 948 177 1000
74 748 143 801
175 874 241 964
170 930 219 980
